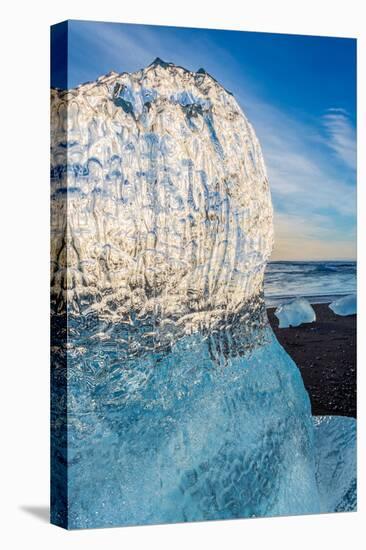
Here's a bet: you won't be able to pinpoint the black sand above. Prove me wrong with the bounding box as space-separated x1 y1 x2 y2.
267 303 356 418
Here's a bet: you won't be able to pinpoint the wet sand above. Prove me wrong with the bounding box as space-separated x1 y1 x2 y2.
267 303 356 418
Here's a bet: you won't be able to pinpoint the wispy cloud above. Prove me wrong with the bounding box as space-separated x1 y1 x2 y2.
322 108 356 170
68 22 167 87
68 21 201 88
243 97 356 210
238 97 356 259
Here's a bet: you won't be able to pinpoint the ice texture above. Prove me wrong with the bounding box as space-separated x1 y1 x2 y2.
65 328 320 528
50 59 354 529
275 297 316 328
313 416 357 513
50 58 273 344
329 294 357 316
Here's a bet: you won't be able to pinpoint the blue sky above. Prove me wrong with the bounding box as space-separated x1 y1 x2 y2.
52 20 356 260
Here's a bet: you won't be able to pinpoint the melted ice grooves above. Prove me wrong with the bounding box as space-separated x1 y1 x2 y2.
51 59 273 348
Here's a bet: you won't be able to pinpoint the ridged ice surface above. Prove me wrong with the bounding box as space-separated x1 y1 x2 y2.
313 416 357 513
65 330 320 528
51 58 273 349
50 59 355 529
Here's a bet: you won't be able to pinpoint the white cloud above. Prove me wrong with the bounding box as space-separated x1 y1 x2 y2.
322 108 356 170
244 98 356 212
238 97 356 259
69 22 168 86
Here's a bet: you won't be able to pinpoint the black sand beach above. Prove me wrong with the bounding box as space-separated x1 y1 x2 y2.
267 303 356 418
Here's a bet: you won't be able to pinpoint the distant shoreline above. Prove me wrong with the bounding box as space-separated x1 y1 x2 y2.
267 303 356 418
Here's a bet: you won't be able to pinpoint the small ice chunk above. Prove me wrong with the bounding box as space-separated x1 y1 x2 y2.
329 294 356 316
275 297 316 328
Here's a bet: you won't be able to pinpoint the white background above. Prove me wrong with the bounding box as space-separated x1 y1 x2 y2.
0 0 365 548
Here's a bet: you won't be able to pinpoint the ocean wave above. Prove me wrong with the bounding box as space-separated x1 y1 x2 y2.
264 261 356 305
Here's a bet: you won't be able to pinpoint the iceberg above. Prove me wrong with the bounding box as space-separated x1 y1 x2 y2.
275 297 316 328
329 294 357 316
50 57 274 331
51 59 355 528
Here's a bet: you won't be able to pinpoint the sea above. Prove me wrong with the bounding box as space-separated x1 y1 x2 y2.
264 261 357 307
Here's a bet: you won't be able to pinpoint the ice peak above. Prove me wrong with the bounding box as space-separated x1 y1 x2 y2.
149 57 172 69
